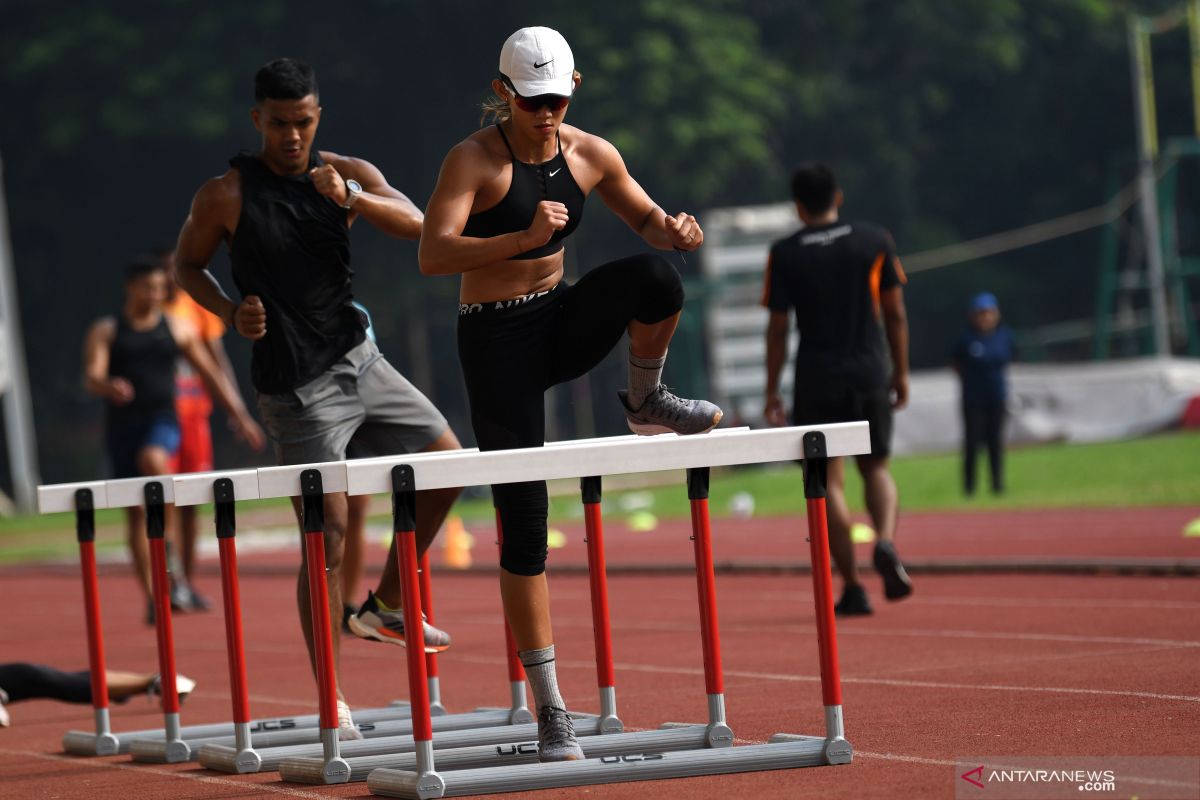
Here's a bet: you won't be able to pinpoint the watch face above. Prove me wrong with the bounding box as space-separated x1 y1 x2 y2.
347 179 362 193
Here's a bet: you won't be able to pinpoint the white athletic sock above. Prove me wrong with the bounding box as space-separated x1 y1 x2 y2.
519 645 565 712
627 349 666 409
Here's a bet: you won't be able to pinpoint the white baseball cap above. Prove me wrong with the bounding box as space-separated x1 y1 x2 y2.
499 27 575 97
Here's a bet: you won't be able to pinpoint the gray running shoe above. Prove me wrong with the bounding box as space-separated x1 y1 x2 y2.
537 706 585 762
618 385 723 436
348 590 452 653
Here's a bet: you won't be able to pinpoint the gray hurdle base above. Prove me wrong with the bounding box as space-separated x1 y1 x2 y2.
369 734 848 798
284 723 713 784
196 708 575 773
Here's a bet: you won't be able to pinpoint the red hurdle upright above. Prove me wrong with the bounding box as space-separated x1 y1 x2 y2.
60 488 120 756
300 468 350 778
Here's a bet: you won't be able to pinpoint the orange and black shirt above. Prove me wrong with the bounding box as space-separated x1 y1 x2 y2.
761 219 906 388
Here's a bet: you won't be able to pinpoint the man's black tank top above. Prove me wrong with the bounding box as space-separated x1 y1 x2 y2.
229 151 364 394
461 124 586 260
107 313 178 428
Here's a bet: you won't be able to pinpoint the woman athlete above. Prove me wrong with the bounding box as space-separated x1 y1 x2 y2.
419 26 721 760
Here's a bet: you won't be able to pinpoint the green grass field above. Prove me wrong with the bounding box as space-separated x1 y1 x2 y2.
1 430 1195 564
454 429 1200 522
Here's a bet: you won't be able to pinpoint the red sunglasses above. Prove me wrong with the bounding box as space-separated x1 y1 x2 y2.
507 85 570 113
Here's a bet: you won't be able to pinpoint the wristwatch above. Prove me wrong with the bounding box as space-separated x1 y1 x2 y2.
341 179 363 209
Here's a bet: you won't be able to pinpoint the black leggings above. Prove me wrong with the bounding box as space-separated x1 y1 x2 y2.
962 401 1006 493
457 253 684 575
0 663 93 704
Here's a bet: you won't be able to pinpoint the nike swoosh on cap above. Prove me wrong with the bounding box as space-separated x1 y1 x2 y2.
534 59 554 69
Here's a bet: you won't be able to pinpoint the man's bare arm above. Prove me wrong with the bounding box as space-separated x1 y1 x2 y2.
880 286 909 409
81 318 130 402
764 311 790 426
315 152 423 240
175 175 241 327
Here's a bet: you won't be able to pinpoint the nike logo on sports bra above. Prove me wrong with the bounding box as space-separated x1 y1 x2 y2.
549 168 561 176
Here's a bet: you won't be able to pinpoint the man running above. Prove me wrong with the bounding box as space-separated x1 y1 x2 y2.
173 58 462 738
83 257 264 623
763 162 913 616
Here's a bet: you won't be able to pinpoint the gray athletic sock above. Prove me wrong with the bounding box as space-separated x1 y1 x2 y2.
519 645 565 712
627 349 667 410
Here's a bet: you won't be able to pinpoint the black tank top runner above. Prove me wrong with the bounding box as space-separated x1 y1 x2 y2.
107 313 178 428
229 151 364 394
461 124 586 260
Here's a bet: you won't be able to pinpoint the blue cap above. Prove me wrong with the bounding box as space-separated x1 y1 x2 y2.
970 292 998 313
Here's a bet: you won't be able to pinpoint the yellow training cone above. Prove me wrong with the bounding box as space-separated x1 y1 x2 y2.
850 523 876 544
1184 518 1200 538
547 529 568 549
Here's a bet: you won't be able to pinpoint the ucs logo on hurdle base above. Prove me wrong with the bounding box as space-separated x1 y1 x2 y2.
955 756 1200 799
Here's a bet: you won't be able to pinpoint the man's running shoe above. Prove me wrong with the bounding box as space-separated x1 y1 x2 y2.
337 699 363 741
834 584 873 617
0 688 10 727
149 673 197 704
618 385 722 436
873 540 914 601
537 706 585 762
347 590 452 653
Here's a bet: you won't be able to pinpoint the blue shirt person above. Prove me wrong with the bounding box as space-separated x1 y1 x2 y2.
951 293 1014 495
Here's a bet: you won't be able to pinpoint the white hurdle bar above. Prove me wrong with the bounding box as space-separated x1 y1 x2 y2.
346 422 867 798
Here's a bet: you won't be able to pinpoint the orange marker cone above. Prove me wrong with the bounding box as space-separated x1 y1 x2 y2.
442 515 474 569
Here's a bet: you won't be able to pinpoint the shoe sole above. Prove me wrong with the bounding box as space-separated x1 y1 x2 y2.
625 409 723 436
347 614 451 654
874 545 914 601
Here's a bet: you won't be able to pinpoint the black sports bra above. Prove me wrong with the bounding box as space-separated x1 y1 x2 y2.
461 124 586 260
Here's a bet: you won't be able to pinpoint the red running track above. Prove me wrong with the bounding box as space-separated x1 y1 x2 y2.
0 508 1197 799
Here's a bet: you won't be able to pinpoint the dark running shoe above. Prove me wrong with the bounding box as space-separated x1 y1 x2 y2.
347 590 452 653
873 540 914 601
537 706 585 762
342 603 355 634
618 385 722 436
834 584 873 617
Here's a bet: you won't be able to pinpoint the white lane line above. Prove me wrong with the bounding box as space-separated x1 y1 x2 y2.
180 636 1200 704
532 616 1200 649
0 747 329 798
904 596 1200 610
885 643 1188 677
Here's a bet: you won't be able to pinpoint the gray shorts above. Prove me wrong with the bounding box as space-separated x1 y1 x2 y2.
256 338 448 466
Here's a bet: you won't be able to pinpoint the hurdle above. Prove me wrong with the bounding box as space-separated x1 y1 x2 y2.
233 431 715 781
41 471 421 762
341 422 865 797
